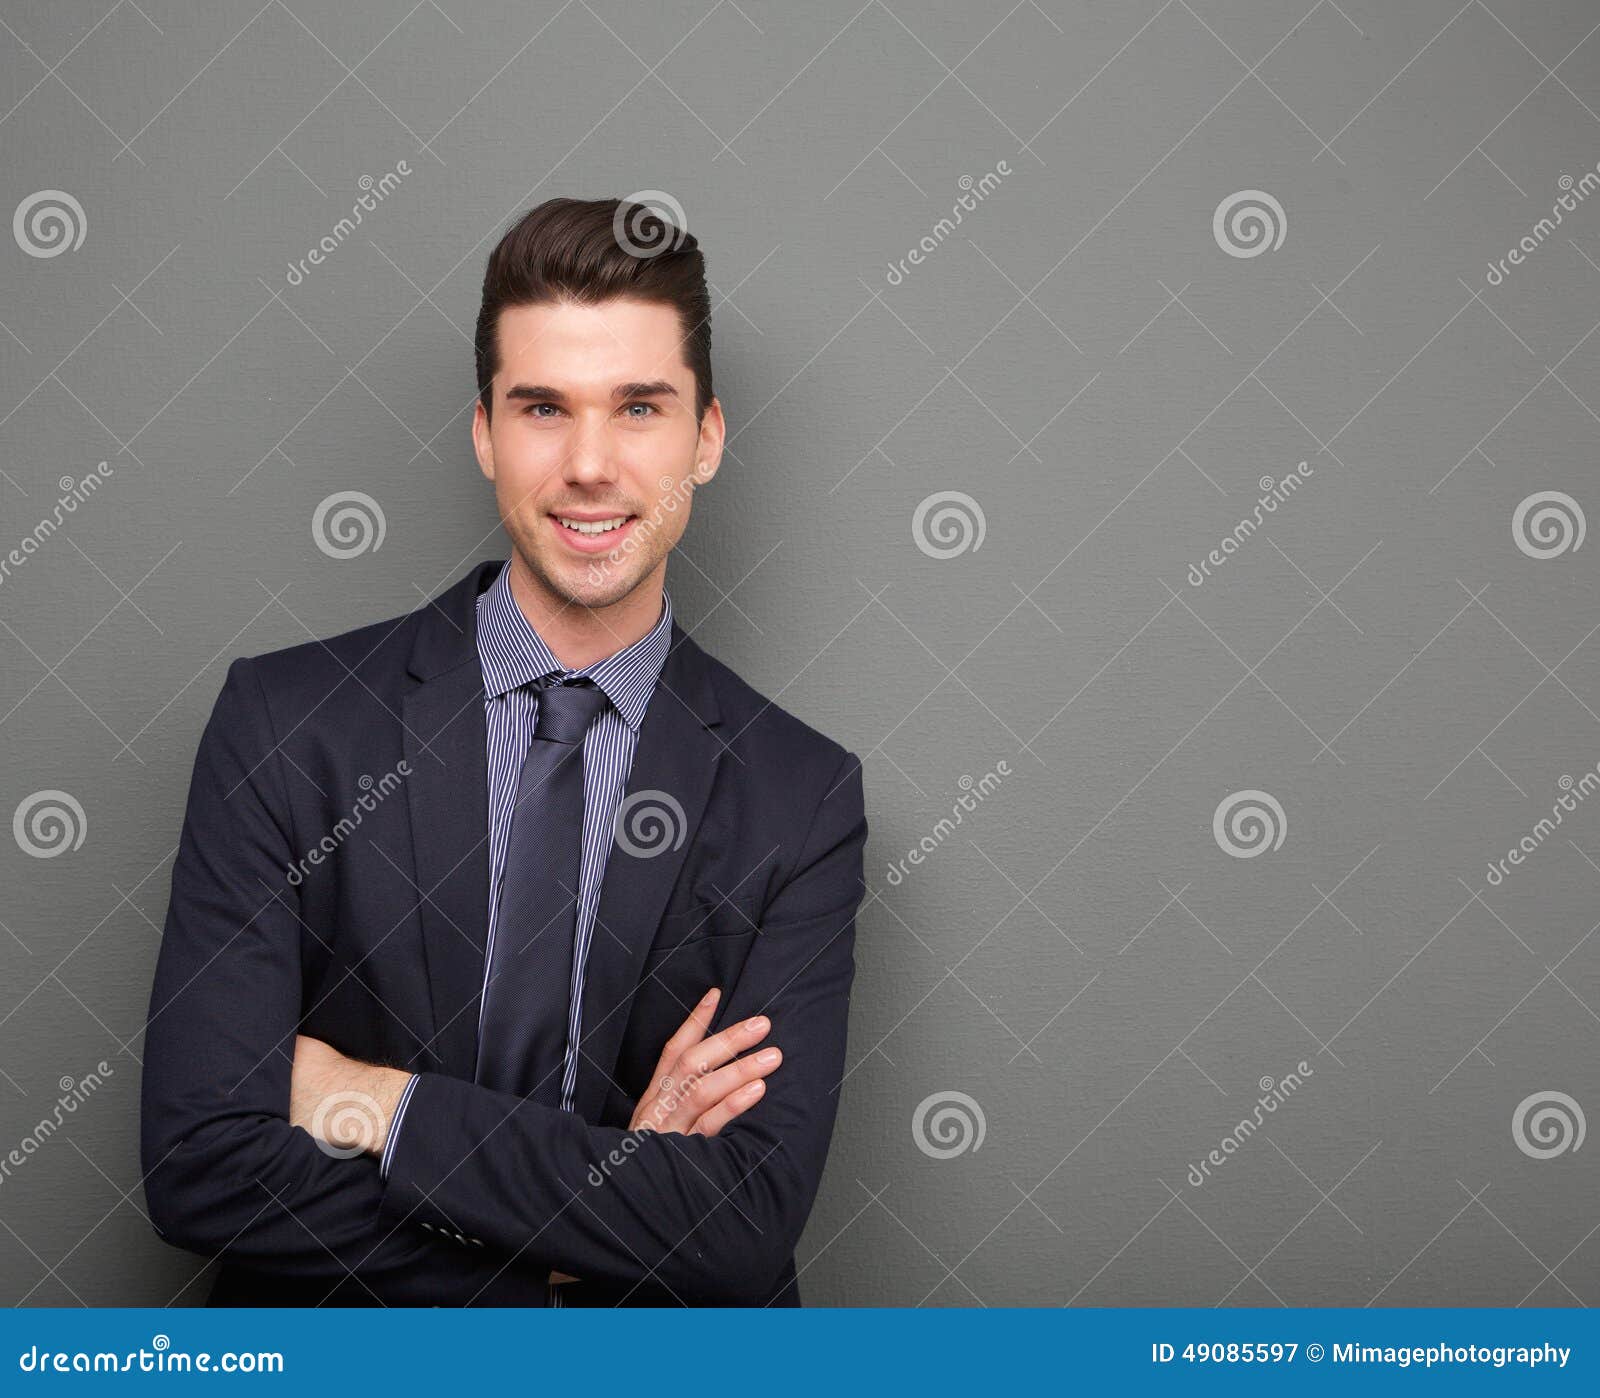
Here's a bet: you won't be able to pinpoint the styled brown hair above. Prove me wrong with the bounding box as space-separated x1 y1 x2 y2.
474 196 713 424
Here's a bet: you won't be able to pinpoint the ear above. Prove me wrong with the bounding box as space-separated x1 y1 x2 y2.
472 398 495 480
693 397 725 486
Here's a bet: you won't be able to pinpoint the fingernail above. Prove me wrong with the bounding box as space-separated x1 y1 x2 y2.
746 1016 769 1034
742 1080 765 1097
757 1047 780 1064
700 987 720 1005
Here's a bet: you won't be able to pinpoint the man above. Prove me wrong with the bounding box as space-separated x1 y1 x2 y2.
139 197 869 1307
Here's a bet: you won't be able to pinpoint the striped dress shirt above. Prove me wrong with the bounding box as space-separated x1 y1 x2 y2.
380 560 673 1256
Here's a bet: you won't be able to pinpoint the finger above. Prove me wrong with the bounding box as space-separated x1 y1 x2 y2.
653 1043 781 1135
692 1077 767 1137
673 1012 772 1082
648 987 720 1084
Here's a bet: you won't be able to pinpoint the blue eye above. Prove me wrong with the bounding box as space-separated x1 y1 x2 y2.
624 402 658 418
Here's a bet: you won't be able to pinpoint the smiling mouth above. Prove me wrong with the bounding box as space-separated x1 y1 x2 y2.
552 513 635 536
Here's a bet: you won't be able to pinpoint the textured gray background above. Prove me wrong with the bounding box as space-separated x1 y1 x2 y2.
2 0 1598 1307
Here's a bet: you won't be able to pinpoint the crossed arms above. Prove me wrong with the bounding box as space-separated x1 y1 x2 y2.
140 655 868 1305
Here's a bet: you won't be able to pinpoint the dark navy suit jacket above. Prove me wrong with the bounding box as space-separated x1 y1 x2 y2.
140 559 868 1307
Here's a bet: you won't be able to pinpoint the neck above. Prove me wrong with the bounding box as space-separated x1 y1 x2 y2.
505 553 665 672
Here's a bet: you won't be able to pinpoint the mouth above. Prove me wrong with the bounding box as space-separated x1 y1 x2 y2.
547 511 639 553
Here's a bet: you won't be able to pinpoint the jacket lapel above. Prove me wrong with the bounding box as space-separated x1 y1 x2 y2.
403 560 500 1078
570 622 724 1123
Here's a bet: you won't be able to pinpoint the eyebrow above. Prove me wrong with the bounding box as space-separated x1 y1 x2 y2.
503 380 680 403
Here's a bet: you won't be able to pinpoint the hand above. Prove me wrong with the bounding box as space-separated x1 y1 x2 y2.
289 1034 410 1159
549 992 778 1291
628 987 782 1136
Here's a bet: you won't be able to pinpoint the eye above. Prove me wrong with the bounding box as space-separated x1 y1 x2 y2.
524 402 563 418
622 401 659 418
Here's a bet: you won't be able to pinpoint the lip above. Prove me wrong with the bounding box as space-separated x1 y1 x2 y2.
547 512 638 554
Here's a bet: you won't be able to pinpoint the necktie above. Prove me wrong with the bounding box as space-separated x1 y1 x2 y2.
475 676 610 1104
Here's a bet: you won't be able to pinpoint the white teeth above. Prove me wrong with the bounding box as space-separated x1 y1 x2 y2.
557 516 629 535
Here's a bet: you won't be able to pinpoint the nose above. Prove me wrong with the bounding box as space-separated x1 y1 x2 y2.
561 417 619 489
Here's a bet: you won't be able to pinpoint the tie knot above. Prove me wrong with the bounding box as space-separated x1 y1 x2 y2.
533 677 607 745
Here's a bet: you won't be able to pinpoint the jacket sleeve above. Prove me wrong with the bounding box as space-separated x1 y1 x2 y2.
375 749 869 1305
139 656 520 1302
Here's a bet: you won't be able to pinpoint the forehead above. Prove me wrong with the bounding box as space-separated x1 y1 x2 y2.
493 298 688 387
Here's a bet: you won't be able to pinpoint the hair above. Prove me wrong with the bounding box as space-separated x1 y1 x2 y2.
474 197 713 424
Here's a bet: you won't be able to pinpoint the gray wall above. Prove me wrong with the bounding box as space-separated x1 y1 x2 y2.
3 0 1598 1307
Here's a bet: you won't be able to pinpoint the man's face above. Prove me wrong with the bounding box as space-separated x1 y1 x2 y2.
472 296 722 610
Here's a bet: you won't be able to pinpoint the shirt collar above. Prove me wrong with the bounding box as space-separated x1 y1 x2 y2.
475 560 672 732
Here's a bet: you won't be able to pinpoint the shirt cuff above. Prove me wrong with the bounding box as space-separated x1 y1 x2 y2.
379 1072 421 1180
